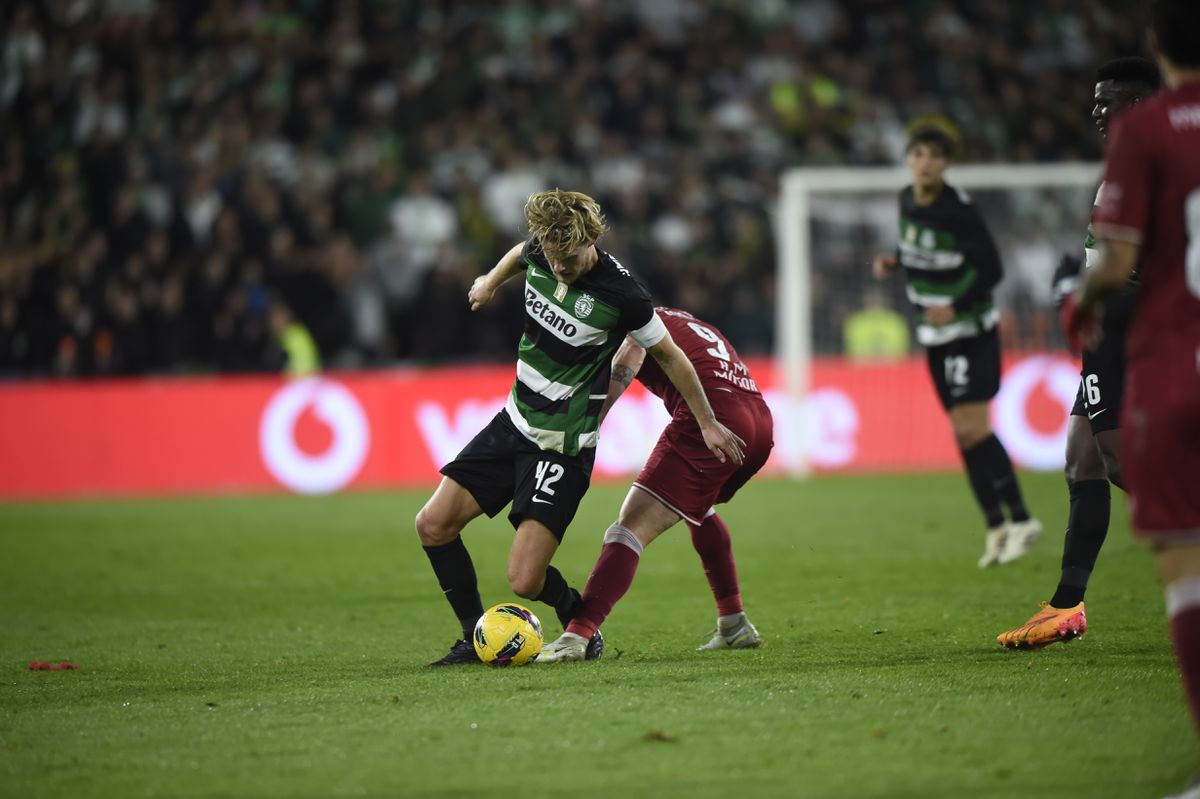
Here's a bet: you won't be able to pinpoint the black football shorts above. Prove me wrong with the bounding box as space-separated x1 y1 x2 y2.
439 410 593 542
1069 288 1134 434
925 327 1002 411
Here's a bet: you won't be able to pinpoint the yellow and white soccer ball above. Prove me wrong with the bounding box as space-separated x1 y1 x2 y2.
473 603 544 667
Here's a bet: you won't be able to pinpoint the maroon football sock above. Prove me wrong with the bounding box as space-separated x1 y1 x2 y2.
565 539 641 640
1167 579 1200 736
689 513 743 616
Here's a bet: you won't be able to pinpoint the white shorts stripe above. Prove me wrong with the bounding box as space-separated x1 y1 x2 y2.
632 482 701 526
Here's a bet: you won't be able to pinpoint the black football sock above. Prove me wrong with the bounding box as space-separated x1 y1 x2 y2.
976 434 1031 523
1049 480 1111 609
536 565 581 628
960 440 1006 528
423 537 484 640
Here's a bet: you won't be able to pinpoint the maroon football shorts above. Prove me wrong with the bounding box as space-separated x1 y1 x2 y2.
1122 361 1200 544
633 389 774 526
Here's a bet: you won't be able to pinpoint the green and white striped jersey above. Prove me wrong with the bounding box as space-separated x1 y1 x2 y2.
1084 184 1103 270
897 184 1004 346
1085 182 1140 286
506 241 666 457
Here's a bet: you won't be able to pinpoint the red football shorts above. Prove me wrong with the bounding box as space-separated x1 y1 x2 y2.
1121 362 1200 544
633 389 774 526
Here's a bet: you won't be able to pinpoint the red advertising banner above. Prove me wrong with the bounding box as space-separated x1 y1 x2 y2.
0 354 1079 499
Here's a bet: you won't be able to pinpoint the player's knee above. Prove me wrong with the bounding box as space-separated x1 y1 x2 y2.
507 566 542 600
1065 428 1105 483
953 423 988 450
1064 453 1103 484
415 506 455 547
1065 460 1106 484
1101 454 1123 490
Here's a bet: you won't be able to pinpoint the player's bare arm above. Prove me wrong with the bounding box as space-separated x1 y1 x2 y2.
1079 238 1140 309
1072 238 1140 347
468 242 525 311
645 334 746 465
598 336 646 424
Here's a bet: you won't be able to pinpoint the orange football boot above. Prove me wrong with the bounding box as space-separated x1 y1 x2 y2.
996 602 1086 649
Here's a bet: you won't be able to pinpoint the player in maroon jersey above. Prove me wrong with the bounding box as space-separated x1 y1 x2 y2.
537 308 775 661
1070 0 1200 781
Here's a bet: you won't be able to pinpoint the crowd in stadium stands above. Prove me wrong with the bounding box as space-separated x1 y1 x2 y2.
0 0 1147 376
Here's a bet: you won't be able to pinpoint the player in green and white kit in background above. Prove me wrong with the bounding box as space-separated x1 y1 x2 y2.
415 189 745 666
872 123 1041 568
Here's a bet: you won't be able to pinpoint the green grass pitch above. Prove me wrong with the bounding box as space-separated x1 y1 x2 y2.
0 472 1194 798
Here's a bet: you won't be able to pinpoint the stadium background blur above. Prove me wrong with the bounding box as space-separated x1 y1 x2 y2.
0 0 1149 378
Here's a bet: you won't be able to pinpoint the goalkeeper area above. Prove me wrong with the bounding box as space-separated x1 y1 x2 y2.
2 474 1191 798
775 163 1099 475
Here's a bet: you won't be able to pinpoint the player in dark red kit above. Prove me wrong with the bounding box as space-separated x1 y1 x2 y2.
537 308 774 661
1070 1 1200 789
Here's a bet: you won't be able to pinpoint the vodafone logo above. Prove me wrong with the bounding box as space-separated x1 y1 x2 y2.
993 355 1078 470
403 354 1079 482
259 379 370 494
415 396 506 467
762 388 860 471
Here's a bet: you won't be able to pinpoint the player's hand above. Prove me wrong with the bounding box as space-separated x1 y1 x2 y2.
468 276 494 311
1051 253 1082 311
923 305 956 326
871 254 897 280
701 421 746 465
1061 293 1102 354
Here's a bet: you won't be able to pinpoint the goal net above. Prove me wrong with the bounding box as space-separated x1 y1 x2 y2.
773 163 1101 477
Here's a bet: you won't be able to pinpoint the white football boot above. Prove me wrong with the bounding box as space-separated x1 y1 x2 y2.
998 518 1043 564
977 525 1008 568
697 613 762 651
536 632 588 663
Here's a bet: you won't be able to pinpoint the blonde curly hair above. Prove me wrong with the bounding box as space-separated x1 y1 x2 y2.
524 189 609 256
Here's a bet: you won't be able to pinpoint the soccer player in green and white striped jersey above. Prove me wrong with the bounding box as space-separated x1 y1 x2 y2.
416 189 745 666
872 123 1041 569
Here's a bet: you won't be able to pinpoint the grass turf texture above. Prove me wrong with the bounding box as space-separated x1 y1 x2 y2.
0 473 1193 798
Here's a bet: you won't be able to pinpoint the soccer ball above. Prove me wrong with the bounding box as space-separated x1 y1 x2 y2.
473 603 543 667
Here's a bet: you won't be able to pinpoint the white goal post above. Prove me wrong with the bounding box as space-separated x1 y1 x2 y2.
774 162 1103 477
